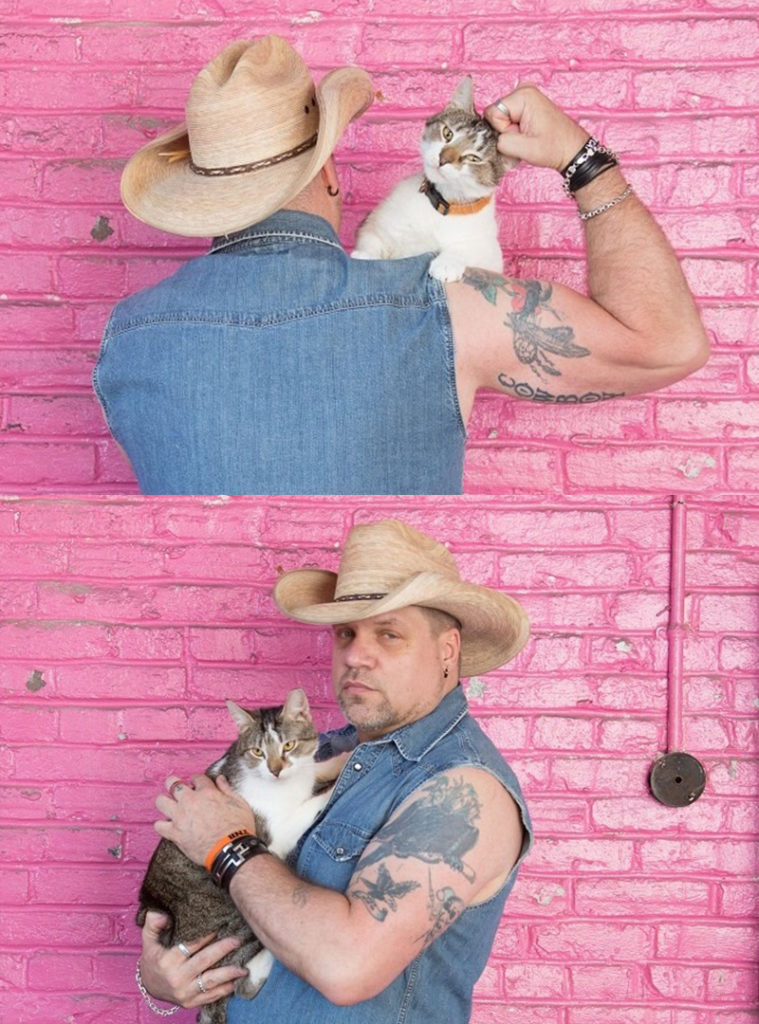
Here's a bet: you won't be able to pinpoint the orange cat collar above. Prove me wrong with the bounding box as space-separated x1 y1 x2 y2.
203 830 256 872
419 178 492 216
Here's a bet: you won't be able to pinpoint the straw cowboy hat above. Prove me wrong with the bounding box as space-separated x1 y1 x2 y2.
273 520 530 677
120 35 374 236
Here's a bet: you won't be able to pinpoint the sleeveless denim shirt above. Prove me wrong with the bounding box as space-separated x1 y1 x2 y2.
227 687 532 1024
93 212 466 495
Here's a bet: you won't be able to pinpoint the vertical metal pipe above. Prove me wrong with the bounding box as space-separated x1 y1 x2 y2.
667 495 687 753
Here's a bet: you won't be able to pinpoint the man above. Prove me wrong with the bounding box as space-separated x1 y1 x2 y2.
94 36 709 495
137 519 533 1021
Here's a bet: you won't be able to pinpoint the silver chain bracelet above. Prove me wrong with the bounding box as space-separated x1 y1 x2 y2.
579 184 634 221
136 960 181 1016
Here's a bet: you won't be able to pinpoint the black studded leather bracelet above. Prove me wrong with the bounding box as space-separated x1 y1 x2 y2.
209 833 271 891
561 137 618 196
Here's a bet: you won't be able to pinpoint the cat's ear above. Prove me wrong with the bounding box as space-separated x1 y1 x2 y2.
282 687 310 721
449 76 475 114
226 699 256 734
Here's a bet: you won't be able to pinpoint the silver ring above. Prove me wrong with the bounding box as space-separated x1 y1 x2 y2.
196 974 207 994
495 99 510 117
177 941 191 958
169 779 186 799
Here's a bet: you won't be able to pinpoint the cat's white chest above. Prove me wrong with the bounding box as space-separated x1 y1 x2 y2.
353 173 503 282
235 765 330 859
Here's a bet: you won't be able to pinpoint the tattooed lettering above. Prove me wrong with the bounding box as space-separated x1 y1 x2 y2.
419 870 465 948
462 268 591 379
351 863 421 922
357 775 481 883
497 373 625 403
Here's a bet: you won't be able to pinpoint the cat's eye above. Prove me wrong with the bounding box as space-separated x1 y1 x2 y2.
441 125 454 142
282 740 297 752
464 154 482 163
249 747 264 758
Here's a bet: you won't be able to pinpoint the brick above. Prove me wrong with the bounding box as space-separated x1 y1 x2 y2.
570 964 640 1000
575 878 711 917
707 966 759 1002
641 839 757 876
657 923 759 963
657 399 759 439
27 952 93 990
591 797 723 834
565 444 721 491
463 445 560 493
647 964 707 1001
6 395 109 438
529 838 635 873
532 715 595 750
726 447 759 490
536 921 653 961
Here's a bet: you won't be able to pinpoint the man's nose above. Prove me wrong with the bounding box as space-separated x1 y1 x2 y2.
343 633 374 666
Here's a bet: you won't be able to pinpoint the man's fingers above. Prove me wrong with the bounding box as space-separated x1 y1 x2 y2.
142 910 171 940
186 934 244 974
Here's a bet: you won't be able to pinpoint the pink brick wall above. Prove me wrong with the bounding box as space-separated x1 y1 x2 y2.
1 494 757 1022
1 2 757 494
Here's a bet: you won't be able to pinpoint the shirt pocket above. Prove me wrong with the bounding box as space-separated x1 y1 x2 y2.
298 820 374 892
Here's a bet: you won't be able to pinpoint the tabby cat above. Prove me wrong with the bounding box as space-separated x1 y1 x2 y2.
352 76 516 282
136 688 344 1024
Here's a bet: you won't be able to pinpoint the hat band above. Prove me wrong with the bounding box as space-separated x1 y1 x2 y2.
334 592 388 602
189 132 318 178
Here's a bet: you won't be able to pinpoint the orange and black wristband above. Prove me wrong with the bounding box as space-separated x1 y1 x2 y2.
204 830 270 891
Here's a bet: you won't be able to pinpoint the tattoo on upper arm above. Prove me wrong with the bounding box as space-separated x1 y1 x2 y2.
350 863 421 921
419 869 465 948
496 374 624 403
462 269 623 397
357 774 481 882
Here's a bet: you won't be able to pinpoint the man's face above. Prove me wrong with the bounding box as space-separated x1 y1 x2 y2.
330 606 460 741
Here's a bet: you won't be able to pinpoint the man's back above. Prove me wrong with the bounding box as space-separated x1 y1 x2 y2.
94 211 466 495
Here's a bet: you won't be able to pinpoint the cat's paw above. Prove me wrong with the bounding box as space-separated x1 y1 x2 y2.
428 253 469 282
240 948 274 999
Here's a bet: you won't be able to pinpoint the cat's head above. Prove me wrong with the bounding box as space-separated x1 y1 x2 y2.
421 77 516 200
225 688 319 781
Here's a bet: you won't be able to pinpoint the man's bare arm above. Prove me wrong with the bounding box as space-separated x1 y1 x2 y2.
141 767 524 1007
448 86 709 419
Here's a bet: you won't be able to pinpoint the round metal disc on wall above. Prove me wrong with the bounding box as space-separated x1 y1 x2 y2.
649 752 706 807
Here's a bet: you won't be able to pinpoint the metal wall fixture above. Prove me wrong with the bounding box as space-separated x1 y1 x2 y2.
649 495 707 807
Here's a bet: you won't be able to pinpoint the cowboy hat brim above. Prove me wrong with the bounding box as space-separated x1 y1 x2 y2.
120 65 374 237
273 569 530 678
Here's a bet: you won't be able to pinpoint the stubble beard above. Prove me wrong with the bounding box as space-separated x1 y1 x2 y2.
336 672 397 737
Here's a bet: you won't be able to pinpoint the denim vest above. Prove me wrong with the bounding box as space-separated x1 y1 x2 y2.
227 687 532 1024
93 212 466 495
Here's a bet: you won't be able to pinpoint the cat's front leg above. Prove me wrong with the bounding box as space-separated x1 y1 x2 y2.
429 243 504 283
428 251 471 283
240 947 275 998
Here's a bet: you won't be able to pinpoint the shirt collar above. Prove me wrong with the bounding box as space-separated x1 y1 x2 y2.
370 686 469 763
209 210 343 255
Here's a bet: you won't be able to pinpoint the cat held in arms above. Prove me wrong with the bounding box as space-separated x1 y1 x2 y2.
136 688 346 1024
352 75 517 282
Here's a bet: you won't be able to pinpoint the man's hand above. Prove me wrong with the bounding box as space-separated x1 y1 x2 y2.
155 774 257 866
139 910 249 1009
484 84 590 173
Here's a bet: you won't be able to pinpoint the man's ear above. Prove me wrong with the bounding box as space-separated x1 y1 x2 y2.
320 156 340 195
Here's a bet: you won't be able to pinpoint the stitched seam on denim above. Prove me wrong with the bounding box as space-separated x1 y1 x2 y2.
427 275 467 443
209 230 343 254
105 296 440 336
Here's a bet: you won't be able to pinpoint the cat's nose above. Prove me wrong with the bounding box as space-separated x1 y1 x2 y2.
439 147 457 166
